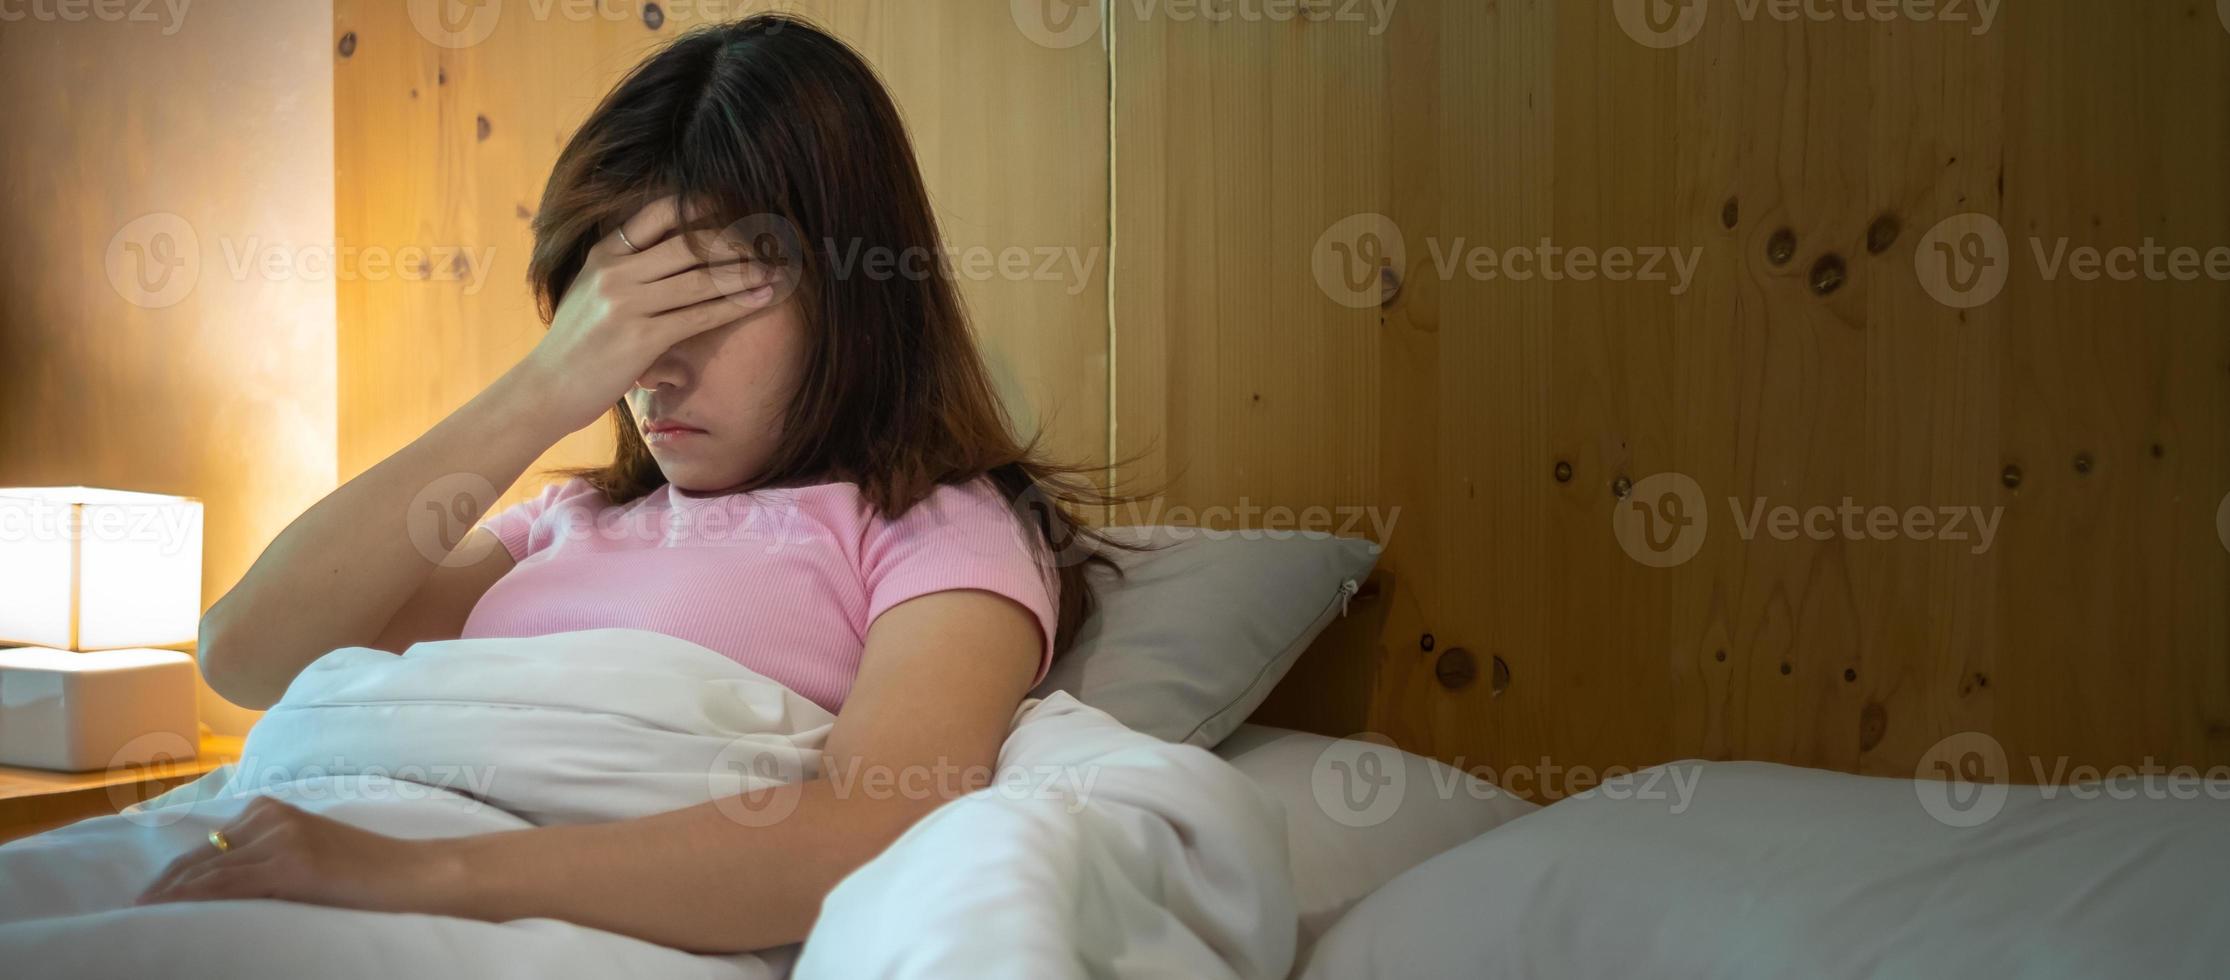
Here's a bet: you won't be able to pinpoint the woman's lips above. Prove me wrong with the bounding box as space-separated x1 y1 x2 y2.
643 422 706 444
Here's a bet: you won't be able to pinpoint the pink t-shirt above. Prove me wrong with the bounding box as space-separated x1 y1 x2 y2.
460 475 1060 714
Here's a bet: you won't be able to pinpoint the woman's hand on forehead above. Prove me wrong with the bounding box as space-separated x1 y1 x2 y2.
606 196 787 286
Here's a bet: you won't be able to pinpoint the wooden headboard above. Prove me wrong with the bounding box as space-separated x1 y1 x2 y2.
1124 3 2230 799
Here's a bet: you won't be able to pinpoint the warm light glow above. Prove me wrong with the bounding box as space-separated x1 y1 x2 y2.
0 487 204 651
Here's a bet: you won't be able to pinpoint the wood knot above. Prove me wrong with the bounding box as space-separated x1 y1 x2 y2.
1866 213 1901 255
1766 228 1798 266
1810 254 1847 295
1435 647 1476 691
1858 702 1888 752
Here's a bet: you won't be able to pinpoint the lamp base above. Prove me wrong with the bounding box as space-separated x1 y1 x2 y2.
0 647 200 772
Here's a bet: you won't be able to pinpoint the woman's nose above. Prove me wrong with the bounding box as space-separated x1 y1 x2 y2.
634 345 691 392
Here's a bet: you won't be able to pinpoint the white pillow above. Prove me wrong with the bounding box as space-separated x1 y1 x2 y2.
1215 724 1537 961
1031 527 1381 748
1300 760 2230 979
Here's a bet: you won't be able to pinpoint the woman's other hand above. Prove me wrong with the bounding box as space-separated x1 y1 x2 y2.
134 796 466 916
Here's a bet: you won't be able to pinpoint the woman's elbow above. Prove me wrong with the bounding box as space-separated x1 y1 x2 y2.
196 611 281 711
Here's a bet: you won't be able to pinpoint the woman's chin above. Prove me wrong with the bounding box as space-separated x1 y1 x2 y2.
662 468 755 497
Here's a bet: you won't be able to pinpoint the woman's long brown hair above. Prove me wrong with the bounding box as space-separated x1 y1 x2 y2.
526 13 1160 661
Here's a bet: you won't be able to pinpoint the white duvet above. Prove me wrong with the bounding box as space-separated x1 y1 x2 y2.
1300 760 2230 979
0 628 1295 980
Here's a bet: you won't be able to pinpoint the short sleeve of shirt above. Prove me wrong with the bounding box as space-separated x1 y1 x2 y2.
475 477 594 563
860 478 1062 687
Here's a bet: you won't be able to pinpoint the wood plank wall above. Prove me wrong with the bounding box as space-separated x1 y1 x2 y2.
0 2 337 737
335 1 2228 793
332 0 1110 507
1148 1 2230 794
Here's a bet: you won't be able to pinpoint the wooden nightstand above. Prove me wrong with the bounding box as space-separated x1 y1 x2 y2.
0 730 243 845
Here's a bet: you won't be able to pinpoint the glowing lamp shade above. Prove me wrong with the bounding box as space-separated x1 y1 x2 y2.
0 488 204 652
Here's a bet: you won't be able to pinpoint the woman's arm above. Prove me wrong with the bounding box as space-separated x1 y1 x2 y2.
197 368 562 709
138 587 1045 954
200 197 782 708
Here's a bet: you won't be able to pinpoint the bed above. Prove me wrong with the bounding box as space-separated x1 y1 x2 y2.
3 529 2220 978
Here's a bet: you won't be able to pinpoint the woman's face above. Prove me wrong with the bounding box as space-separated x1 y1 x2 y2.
624 288 811 495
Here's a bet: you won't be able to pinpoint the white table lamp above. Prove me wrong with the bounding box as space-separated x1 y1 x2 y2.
0 487 203 771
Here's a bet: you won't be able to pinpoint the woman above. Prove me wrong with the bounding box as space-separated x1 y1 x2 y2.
146 13 1146 954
